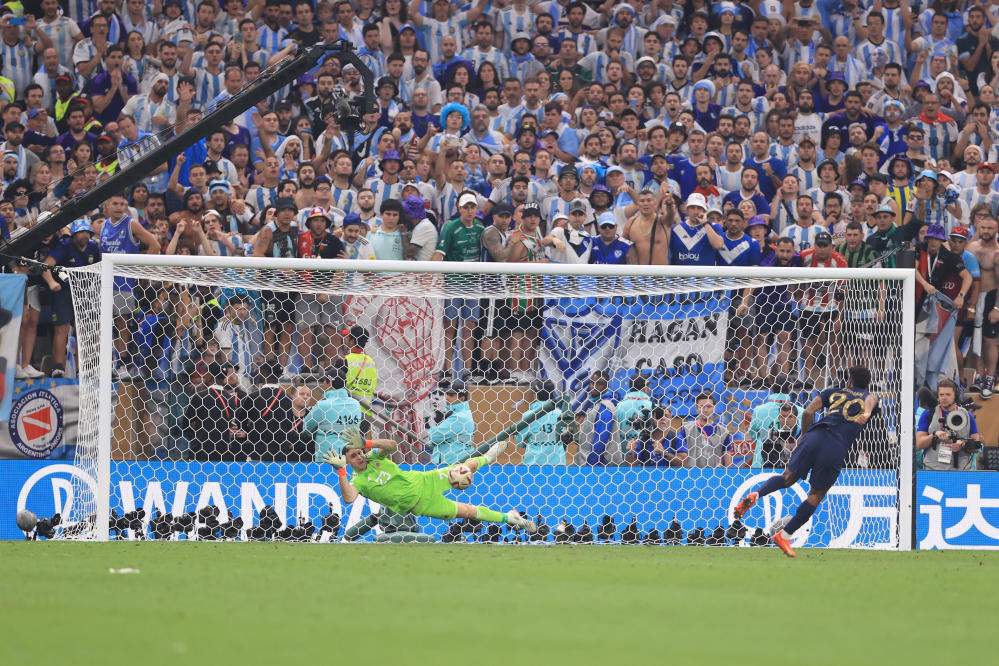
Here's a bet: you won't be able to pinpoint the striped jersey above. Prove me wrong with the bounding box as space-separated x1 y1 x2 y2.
38 16 82 68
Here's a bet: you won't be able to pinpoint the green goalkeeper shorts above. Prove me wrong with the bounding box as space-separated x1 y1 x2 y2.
408 467 459 520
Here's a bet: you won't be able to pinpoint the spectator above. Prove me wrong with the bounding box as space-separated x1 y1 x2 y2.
615 373 653 454
915 223 972 391
625 404 686 468
43 218 100 377
303 359 366 461
184 361 246 461
590 210 636 264
575 370 620 466
342 324 377 422
403 195 438 261
916 379 982 470
668 193 724 265
213 293 259 390
235 359 298 461
519 379 564 465
426 379 475 463
92 192 159 378
677 392 733 468
748 375 804 469
432 190 484 379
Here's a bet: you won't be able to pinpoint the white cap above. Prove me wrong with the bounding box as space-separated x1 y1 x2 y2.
458 192 478 208
686 193 707 210
938 170 954 181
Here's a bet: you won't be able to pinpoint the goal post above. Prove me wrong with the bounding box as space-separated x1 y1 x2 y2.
65 256 915 549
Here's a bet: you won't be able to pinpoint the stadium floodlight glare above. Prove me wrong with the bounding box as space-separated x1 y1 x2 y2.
61 256 914 549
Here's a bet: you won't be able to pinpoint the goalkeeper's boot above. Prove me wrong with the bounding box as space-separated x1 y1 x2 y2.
483 441 506 464
506 510 537 533
733 492 758 520
771 530 796 558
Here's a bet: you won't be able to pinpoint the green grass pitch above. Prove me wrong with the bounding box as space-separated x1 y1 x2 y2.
1 542 995 665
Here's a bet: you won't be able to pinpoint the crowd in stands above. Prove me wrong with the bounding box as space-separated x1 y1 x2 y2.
1 0 996 466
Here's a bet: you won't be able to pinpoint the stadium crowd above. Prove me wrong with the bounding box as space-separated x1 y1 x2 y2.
0 0 995 467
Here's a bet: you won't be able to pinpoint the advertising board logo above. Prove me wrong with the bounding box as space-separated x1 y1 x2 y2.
8 388 64 458
16 464 97 525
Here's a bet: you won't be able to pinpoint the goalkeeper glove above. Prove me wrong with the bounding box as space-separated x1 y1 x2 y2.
322 448 346 469
342 427 366 451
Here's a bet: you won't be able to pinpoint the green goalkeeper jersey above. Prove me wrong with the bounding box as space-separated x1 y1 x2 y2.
350 454 421 513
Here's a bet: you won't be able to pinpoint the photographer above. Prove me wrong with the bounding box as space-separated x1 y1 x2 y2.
916 379 982 471
625 405 687 468
757 403 801 468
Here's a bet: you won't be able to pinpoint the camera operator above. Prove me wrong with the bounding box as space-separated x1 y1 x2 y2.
758 403 801 468
916 379 983 471
624 405 687 467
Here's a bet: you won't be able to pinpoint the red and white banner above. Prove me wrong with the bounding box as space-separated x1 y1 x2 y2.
343 273 445 438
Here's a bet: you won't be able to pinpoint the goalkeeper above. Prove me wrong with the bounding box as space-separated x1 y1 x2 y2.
323 428 537 533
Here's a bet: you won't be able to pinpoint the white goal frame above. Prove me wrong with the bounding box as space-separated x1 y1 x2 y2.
84 256 916 547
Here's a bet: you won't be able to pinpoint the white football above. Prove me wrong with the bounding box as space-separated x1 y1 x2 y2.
448 464 473 490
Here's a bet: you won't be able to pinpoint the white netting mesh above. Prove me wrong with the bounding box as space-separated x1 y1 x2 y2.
63 261 909 548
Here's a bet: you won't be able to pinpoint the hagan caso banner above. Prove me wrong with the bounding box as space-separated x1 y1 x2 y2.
1 460 901 547
540 292 729 418
0 273 26 422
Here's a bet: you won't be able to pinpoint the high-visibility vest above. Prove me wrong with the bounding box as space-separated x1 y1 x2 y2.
55 93 80 122
0 76 14 103
344 349 377 412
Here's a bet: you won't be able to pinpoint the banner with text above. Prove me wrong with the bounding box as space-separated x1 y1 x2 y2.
539 292 730 417
0 273 26 422
917 471 999 550
2 460 898 548
0 379 80 460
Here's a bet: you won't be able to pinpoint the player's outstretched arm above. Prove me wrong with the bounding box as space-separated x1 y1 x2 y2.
322 449 360 503
342 427 399 455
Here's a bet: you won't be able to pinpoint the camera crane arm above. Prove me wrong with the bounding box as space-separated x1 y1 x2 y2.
0 39 375 262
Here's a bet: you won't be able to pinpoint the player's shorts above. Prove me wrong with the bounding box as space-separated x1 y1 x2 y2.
51 289 74 326
726 295 756 341
787 426 849 491
408 467 460 520
25 284 43 311
444 297 481 321
798 309 838 338
984 290 999 339
261 290 298 327
112 289 137 316
754 302 796 338
842 316 879 348
296 293 342 329
481 298 513 337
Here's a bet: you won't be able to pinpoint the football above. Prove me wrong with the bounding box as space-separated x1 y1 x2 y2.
448 464 473 490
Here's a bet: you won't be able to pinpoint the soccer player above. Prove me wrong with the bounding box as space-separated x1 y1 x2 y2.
733 366 879 557
323 428 538 533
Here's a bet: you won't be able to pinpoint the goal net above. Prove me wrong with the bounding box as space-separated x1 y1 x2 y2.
63 257 914 549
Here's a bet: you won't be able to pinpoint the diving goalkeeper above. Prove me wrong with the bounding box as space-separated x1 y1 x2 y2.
323 428 537 533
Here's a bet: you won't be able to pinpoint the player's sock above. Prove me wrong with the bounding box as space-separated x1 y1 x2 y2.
783 500 817 535
475 506 506 523
756 474 786 498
